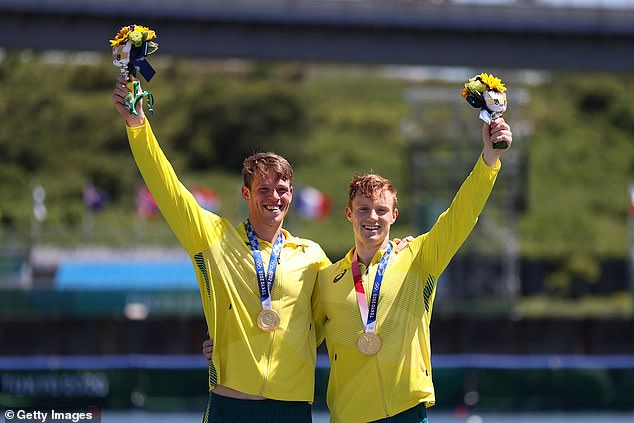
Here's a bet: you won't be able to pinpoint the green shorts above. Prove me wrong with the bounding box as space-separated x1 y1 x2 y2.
203 391 312 423
370 403 428 423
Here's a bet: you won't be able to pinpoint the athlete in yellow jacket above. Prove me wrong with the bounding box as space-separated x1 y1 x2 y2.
113 75 330 422
316 119 513 422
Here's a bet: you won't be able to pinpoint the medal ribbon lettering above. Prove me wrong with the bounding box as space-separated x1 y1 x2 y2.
246 220 284 311
351 243 392 334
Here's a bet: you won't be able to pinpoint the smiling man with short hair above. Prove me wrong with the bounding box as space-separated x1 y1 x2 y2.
113 75 330 423
316 118 513 422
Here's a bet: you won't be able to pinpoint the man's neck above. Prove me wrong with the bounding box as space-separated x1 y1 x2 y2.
354 238 389 266
248 220 283 244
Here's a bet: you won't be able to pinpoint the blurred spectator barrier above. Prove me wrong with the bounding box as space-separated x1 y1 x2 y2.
1 354 634 411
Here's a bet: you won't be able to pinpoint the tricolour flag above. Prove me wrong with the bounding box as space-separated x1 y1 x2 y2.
84 184 110 212
295 186 332 220
136 185 159 219
192 185 220 212
629 183 634 217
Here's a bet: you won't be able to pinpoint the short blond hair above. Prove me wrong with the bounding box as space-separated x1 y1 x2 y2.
348 173 398 209
242 152 293 188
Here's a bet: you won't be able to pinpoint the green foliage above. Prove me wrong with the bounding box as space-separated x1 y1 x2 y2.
168 82 308 171
1 55 633 301
518 71 634 295
0 55 310 236
516 293 631 318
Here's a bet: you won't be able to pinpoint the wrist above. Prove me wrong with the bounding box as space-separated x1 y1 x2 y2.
482 150 500 168
125 115 145 128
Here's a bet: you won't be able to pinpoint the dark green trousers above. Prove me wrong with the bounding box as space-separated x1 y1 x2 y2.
370 403 428 423
203 391 312 423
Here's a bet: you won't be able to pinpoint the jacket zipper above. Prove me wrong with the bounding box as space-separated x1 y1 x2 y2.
259 254 281 397
258 330 275 396
374 357 390 418
365 266 389 418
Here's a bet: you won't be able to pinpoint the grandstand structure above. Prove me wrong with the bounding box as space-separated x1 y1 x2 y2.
402 87 530 304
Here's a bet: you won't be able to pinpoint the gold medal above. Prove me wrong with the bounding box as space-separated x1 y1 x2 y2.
357 332 381 356
257 309 280 332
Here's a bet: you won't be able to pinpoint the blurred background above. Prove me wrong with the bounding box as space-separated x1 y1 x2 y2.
1 0 633 422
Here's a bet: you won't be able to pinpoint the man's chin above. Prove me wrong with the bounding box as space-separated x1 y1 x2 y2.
266 212 286 224
359 233 386 244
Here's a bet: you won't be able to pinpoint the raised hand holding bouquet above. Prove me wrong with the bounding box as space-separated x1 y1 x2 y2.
462 73 508 149
110 24 159 116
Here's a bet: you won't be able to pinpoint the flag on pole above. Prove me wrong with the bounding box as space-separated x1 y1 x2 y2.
295 186 332 220
192 185 220 212
84 184 110 211
629 183 634 217
136 185 159 219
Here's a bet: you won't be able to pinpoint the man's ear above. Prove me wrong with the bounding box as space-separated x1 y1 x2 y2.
392 207 399 223
345 206 352 222
241 185 250 200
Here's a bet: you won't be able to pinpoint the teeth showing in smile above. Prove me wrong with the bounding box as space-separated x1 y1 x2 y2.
265 206 280 211
363 225 379 231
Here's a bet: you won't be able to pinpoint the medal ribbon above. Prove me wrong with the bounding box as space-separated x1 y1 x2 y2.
351 243 392 333
129 41 157 82
246 220 284 311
